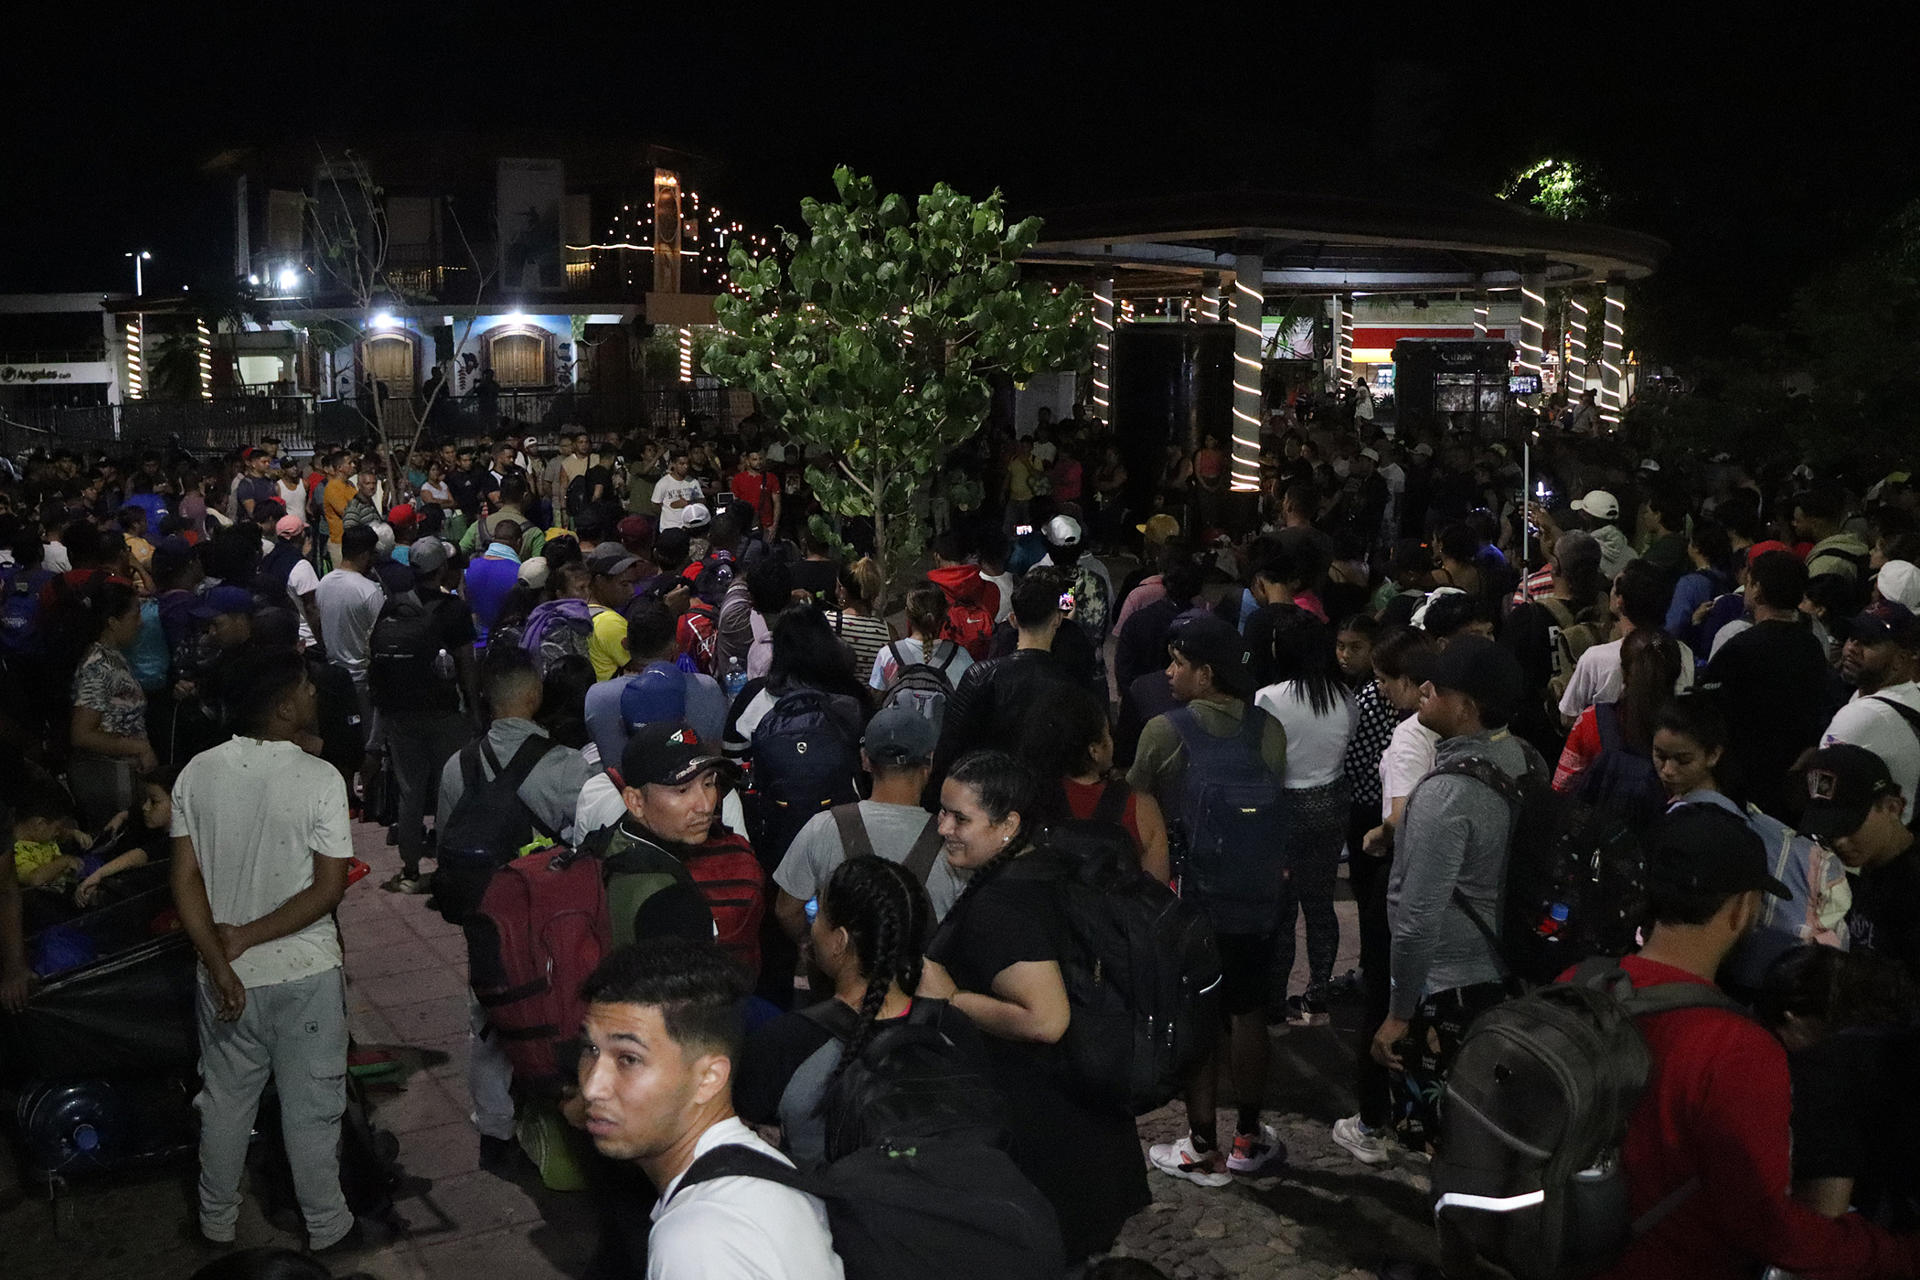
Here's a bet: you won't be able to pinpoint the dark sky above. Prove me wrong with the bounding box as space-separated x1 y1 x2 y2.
4 9 1915 352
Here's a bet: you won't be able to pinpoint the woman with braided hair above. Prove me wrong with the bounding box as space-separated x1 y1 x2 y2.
733 855 988 1170
919 749 1152 1262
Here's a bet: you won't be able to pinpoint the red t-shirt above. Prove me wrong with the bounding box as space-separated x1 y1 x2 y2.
731 471 781 528
1061 777 1141 851
1587 955 1920 1280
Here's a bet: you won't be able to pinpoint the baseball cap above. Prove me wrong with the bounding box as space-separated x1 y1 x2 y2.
517 556 551 589
1648 803 1789 898
1878 560 1920 611
586 542 640 577
1637 458 1661 473
1840 599 1920 648
191 584 256 619
1135 513 1180 544
1571 490 1621 521
1550 529 1602 576
620 662 689 730
619 720 735 788
1359 446 1381 461
151 535 195 576
1045 515 1083 548
681 502 712 530
1166 614 1255 697
409 536 450 575
1421 634 1524 722
1746 540 1792 566
387 503 418 528
1799 744 1900 840
864 706 937 767
617 515 652 549
275 513 308 539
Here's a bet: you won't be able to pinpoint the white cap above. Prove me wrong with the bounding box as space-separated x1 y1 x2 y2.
518 556 551 589
1412 442 1435 457
1044 515 1083 548
1878 560 1920 611
682 502 712 529
1359 447 1380 461
1571 490 1621 521
1638 458 1661 472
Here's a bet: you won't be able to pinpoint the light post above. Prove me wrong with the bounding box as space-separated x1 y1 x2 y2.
125 248 150 296
123 250 151 406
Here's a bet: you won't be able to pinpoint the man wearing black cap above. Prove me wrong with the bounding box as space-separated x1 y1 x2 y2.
1372 634 1544 1151
1591 803 1920 1279
1131 613 1291 1186
582 721 763 959
1822 601 1920 826
1801 744 1920 983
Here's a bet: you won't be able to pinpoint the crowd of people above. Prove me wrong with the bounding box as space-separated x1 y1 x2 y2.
5 395 1920 1279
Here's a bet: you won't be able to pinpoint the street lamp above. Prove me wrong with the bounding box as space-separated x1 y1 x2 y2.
125 249 151 296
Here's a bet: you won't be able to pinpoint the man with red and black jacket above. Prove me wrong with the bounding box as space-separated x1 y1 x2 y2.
1593 803 1920 1279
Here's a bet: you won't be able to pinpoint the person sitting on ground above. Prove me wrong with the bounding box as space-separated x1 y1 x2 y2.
576 938 843 1279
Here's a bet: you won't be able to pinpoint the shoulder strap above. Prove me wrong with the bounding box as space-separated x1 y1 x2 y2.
931 639 960 672
831 803 876 861
1594 701 1623 753
903 813 944 885
1538 596 1576 630
674 1144 812 1202
1870 695 1920 752
796 998 864 1042
1091 778 1131 826
495 734 564 838
886 639 909 672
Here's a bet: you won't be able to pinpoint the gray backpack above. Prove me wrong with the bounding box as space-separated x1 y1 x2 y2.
878 639 961 735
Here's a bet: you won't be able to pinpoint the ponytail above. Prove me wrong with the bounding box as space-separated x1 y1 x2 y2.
819 857 932 1086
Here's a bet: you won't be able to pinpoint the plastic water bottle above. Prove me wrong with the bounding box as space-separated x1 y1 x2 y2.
724 656 748 700
1537 902 1570 938
432 647 455 680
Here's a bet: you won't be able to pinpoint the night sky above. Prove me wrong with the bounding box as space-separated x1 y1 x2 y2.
3 11 1913 360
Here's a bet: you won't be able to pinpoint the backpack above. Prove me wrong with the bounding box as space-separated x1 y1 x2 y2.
1537 596 1610 711
367 592 457 715
1578 702 1668 830
678 599 720 674
692 549 737 607
1165 705 1286 933
877 639 960 736
1425 754 1645 987
468 846 610 1085
565 469 591 517
831 804 944 887
1431 958 1748 1280
675 1142 1065 1280
0 565 52 654
745 689 862 870
1000 812 1223 1115
941 600 994 660
798 997 1006 1160
677 832 767 975
434 735 561 926
520 597 594 677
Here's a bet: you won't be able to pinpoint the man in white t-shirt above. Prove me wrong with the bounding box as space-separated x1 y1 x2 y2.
579 939 843 1280
169 652 362 1251
1823 602 1920 825
652 451 705 530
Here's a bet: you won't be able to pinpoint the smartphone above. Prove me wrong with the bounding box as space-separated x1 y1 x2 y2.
1059 591 1076 613
1015 523 1034 535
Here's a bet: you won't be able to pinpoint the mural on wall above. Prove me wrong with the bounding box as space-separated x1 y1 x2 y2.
498 158 567 291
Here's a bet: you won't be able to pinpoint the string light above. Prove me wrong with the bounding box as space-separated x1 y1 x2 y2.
1567 296 1589 394
1090 282 1114 420
1473 298 1489 338
679 326 693 383
124 317 143 400
1335 295 1354 390
196 318 213 401
1517 277 1547 378
1229 272 1264 491
1600 284 1627 424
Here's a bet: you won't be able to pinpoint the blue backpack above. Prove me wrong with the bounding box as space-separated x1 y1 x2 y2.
747 688 862 868
1 565 53 654
1579 702 1667 830
1166 705 1286 934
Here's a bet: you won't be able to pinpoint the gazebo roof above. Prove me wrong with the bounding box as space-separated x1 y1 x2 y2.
1022 185 1666 296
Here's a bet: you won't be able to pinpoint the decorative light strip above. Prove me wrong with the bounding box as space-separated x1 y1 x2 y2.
196 319 213 401
679 326 693 383
125 318 143 400
1473 300 1489 338
1567 297 1589 394
1335 297 1354 388
1517 282 1547 375
1091 286 1114 416
1229 279 1264 491
1600 288 1627 423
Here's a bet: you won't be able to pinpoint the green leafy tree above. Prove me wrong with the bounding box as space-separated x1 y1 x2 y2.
1501 157 1610 221
703 168 1091 606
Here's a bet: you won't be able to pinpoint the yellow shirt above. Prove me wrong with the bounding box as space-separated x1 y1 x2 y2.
1008 457 1035 502
13 840 66 884
588 606 629 682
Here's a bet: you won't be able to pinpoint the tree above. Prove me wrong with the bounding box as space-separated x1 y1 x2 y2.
703 168 1091 606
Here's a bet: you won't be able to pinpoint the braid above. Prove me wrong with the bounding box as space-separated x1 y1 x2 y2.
819 856 936 1087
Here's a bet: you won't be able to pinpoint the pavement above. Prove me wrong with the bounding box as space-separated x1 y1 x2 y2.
2 819 1436 1280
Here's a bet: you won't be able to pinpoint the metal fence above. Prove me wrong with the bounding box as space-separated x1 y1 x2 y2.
2 384 743 456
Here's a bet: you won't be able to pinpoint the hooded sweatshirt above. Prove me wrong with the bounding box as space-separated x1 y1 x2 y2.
1589 522 1634 580
1388 726 1542 1018
927 562 1001 620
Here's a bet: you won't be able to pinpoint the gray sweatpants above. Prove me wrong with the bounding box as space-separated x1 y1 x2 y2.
194 966 353 1248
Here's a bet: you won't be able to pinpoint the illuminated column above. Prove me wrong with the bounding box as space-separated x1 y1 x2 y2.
1599 275 1628 426
1201 275 1222 322
124 317 144 400
1517 268 1548 378
1330 294 1354 390
196 319 214 401
679 326 693 383
1473 294 1489 338
1228 249 1264 491
1566 293 1590 394
1090 277 1114 422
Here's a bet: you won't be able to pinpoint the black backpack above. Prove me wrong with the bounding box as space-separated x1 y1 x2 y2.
1000 815 1222 1115
745 689 862 870
565 469 591 517
1430 755 1650 986
367 592 457 715
432 735 561 925
675 1141 1065 1280
1577 702 1668 830
692 550 738 606
797 997 1006 1161
1432 958 1748 1280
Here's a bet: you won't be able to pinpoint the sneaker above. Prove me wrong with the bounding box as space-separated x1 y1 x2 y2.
381 872 430 894
1147 1134 1232 1187
309 1214 397 1258
1331 1114 1393 1166
1284 995 1330 1027
1227 1122 1288 1175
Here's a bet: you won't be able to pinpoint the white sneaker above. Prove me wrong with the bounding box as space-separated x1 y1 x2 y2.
1147 1134 1232 1187
1331 1114 1392 1166
1226 1121 1287 1175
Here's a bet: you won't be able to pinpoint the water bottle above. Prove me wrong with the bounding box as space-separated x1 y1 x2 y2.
1537 901 1570 939
432 647 455 680
724 656 748 700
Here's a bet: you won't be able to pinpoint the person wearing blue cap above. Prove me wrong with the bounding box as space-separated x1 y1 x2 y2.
583 598 728 775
